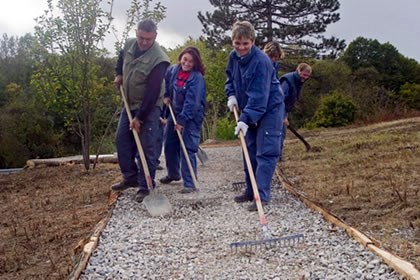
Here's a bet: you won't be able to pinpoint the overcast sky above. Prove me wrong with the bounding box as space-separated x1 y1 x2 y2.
1 0 419 62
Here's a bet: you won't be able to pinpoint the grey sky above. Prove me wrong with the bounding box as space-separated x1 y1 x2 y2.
1 0 419 62
325 0 420 62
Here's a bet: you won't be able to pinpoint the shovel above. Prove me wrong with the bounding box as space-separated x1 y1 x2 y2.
119 86 172 216
287 125 311 151
197 146 208 165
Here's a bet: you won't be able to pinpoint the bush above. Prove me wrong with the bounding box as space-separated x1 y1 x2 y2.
309 91 357 128
216 116 236 140
399 83 420 110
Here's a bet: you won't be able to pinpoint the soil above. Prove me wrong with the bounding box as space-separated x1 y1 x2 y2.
0 164 120 279
0 118 419 279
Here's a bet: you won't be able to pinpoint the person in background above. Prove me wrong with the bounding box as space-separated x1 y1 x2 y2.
111 19 170 203
263 41 284 79
278 63 312 160
225 21 285 211
159 47 207 193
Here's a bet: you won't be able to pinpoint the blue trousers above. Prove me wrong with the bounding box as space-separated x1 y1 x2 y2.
278 112 287 160
164 118 201 188
242 107 284 202
115 107 162 190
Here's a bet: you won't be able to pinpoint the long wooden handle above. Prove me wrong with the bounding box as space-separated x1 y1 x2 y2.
168 103 199 189
119 86 153 190
233 106 268 226
287 125 311 151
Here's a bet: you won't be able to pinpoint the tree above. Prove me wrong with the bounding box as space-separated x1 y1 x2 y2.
307 59 351 95
341 37 420 91
399 83 420 110
112 0 166 53
31 0 115 170
31 0 166 170
198 0 345 58
0 83 57 168
0 33 36 107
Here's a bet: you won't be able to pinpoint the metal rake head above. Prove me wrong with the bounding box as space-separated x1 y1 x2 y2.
232 181 246 191
230 233 304 252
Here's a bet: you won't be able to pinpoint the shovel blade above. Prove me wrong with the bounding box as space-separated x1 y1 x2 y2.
143 191 172 216
197 146 209 165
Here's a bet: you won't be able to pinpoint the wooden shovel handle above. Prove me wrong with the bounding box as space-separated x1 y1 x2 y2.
287 125 311 151
168 103 199 189
119 86 153 190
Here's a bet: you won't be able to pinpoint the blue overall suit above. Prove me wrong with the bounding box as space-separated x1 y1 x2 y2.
163 65 206 189
225 45 285 202
279 71 304 160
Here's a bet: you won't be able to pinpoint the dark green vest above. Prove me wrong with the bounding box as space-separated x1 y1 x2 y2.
122 39 170 110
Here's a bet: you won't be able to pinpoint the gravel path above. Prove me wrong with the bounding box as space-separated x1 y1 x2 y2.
80 146 403 280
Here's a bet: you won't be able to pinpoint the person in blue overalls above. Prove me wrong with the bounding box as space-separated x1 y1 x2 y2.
225 21 285 211
159 47 206 193
279 63 312 160
263 41 284 80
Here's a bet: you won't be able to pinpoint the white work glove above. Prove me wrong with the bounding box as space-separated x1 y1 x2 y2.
234 121 249 137
227 95 238 112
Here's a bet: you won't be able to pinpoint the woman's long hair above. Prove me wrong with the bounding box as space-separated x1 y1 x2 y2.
178 47 206 75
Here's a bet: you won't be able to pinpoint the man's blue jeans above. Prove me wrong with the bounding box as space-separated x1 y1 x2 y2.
115 106 162 190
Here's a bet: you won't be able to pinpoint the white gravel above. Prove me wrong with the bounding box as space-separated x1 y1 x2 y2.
80 146 403 280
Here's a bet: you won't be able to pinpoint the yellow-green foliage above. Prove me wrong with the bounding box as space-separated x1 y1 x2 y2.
215 116 236 140
309 90 357 128
399 83 420 110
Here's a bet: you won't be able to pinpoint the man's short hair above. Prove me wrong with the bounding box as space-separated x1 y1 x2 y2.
231 21 255 41
137 19 157 33
297 63 312 74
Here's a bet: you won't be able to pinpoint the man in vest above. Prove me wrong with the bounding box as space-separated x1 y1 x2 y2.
279 63 312 160
112 19 170 203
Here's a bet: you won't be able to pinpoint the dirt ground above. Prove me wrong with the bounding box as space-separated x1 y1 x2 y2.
0 164 119 279
0 118 419 279
281 117 420 270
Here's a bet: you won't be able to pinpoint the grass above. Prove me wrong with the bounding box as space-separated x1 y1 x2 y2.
280 117 420 269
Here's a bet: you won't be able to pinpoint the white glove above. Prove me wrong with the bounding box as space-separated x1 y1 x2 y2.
234 121 249 136
227 95 238 112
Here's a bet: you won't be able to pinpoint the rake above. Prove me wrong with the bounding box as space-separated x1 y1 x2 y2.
232 181 246 191
230 233 304 251
231 106 303 250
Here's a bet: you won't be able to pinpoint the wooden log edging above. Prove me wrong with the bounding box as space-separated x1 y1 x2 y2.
67 191 119 280
275 167 420 280
26 154 118 168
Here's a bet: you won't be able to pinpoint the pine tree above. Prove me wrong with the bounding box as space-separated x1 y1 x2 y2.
198 0 345 58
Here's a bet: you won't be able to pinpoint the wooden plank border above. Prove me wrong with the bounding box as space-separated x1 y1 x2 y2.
67 191 119 280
